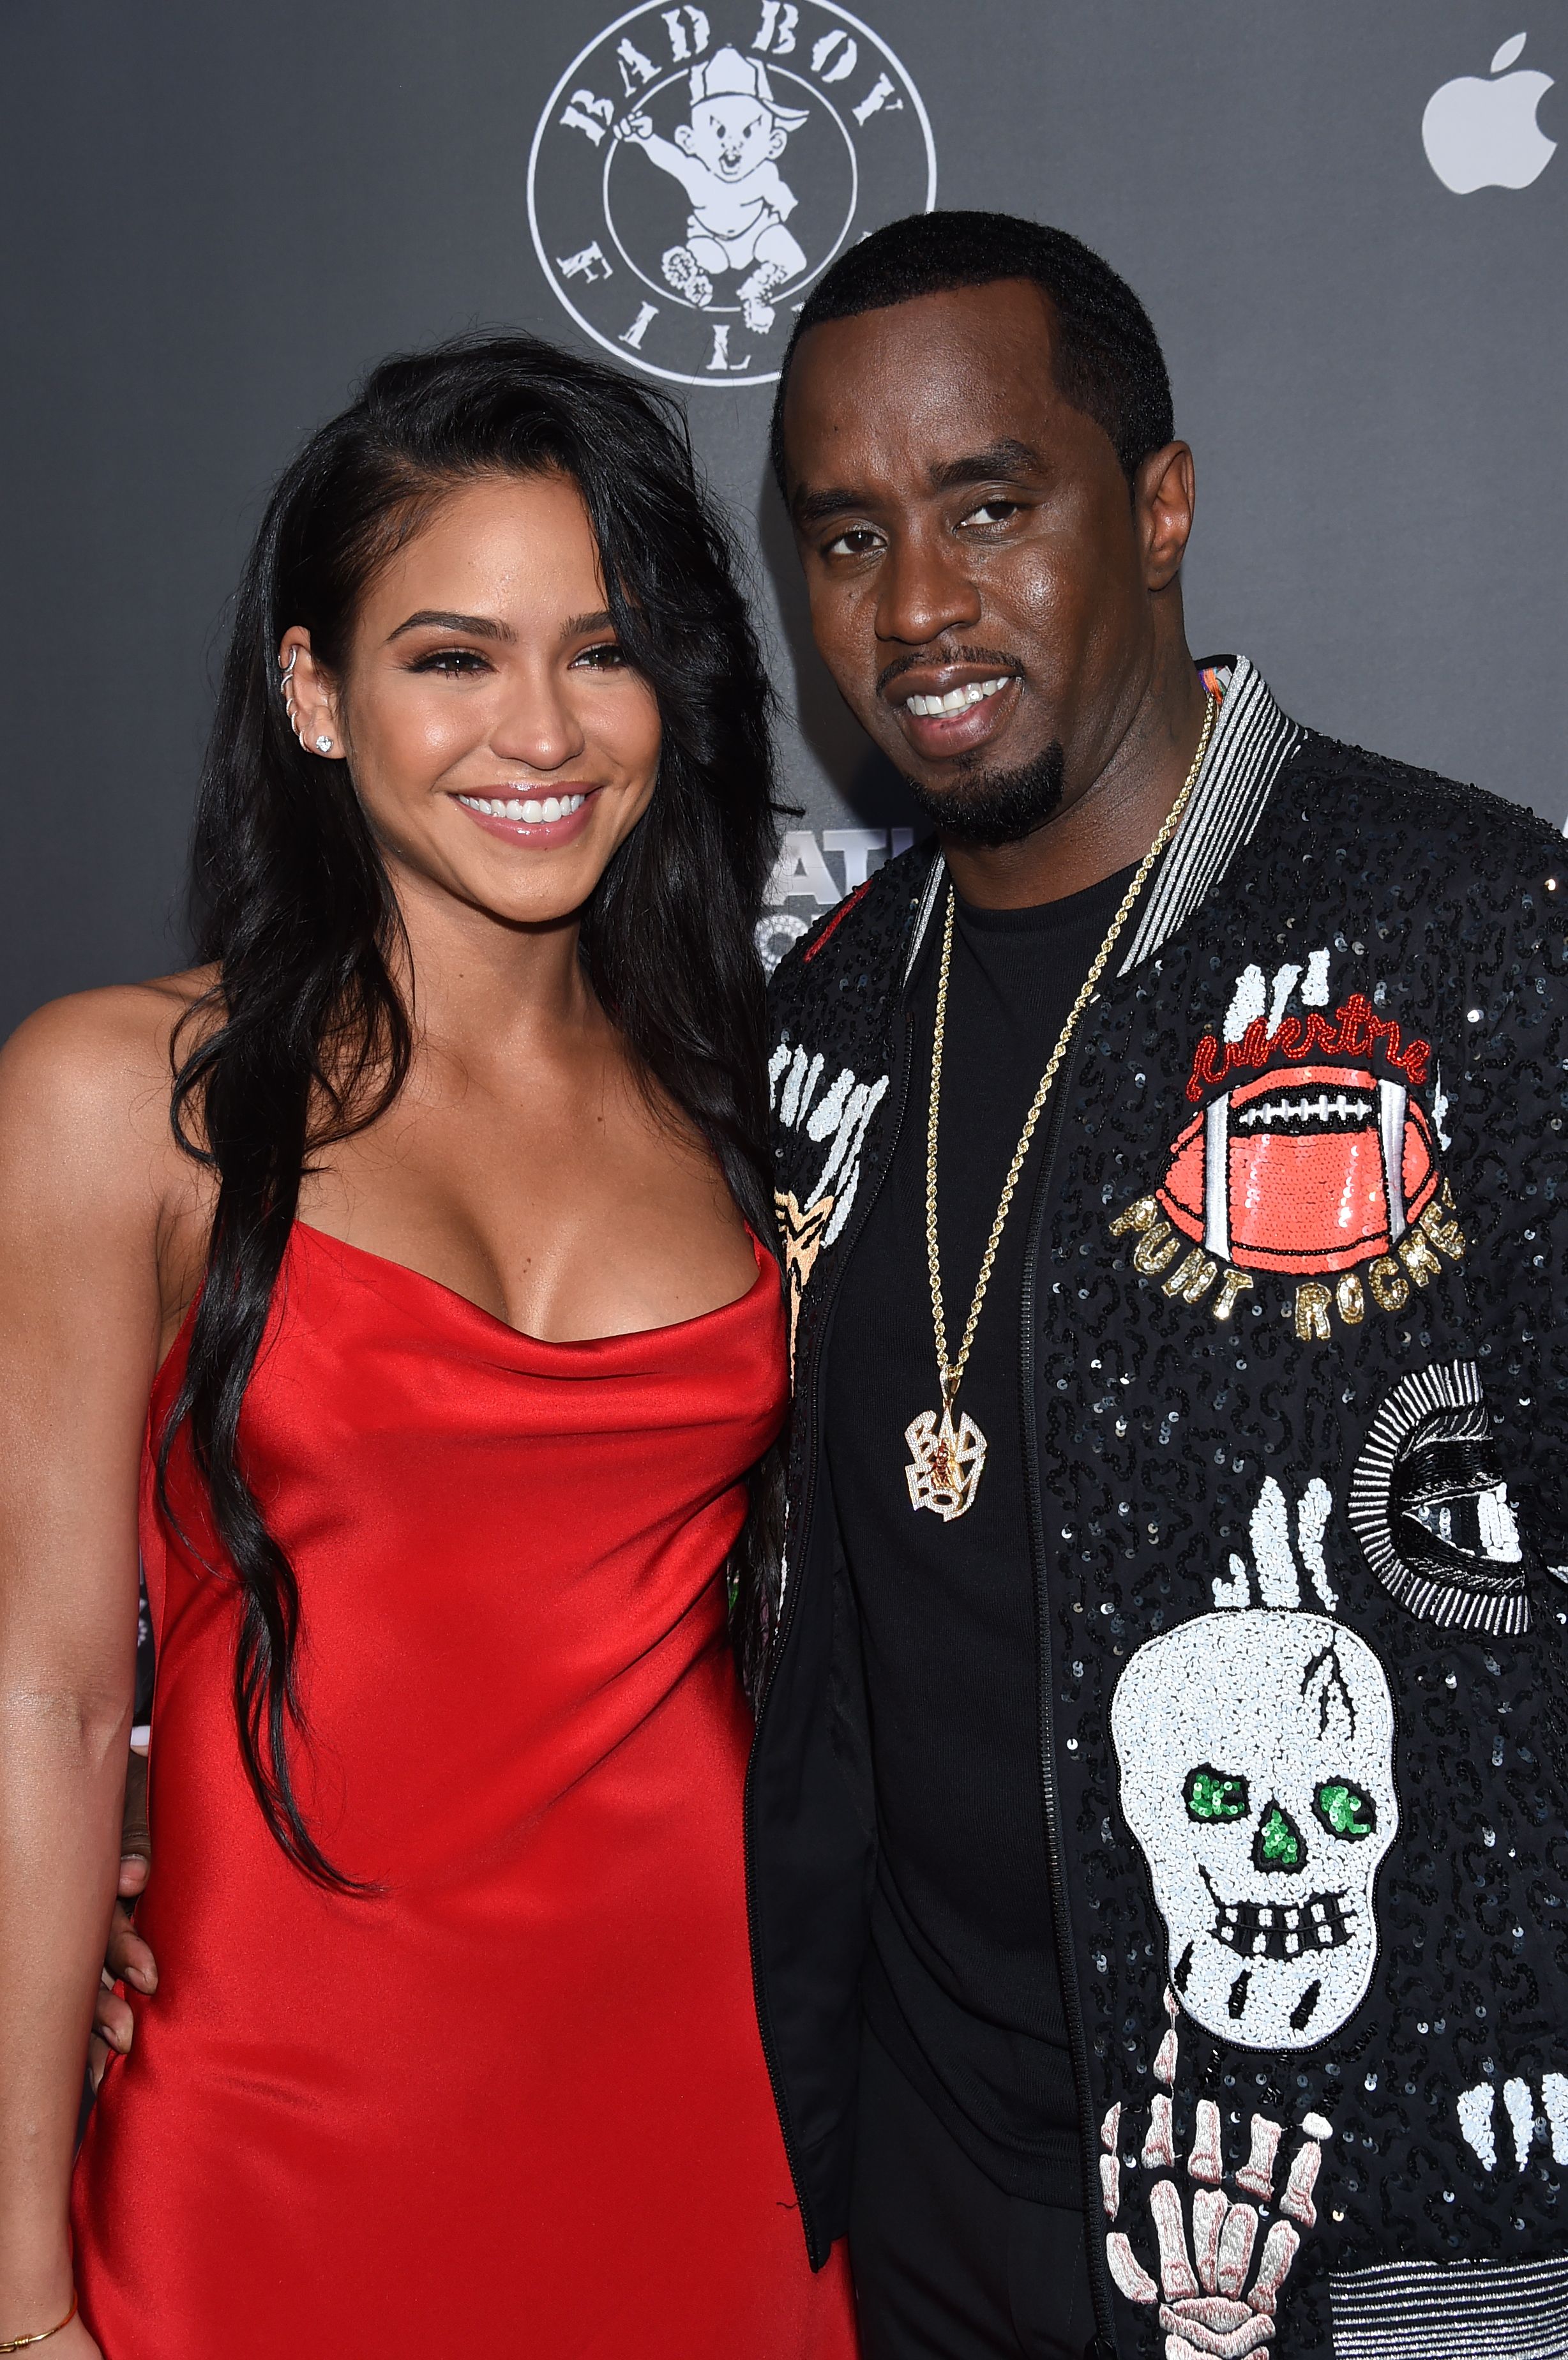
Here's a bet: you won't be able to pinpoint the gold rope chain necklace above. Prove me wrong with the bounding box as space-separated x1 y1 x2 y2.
904 693 1217 1521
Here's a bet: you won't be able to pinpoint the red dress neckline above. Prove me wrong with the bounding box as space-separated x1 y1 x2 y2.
155 1220 775 1392
290 1216 774 1352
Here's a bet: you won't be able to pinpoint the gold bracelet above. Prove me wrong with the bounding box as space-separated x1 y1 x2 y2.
0 2292 78 2351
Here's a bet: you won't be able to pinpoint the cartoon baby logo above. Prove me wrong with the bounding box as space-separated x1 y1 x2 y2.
528 2 935 388
617 46 809 333
1108 947 1467 1344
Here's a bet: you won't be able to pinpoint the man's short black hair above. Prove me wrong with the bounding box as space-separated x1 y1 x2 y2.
769 209 1174 494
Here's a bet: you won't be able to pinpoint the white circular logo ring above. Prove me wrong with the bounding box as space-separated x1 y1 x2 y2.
528 1 936 389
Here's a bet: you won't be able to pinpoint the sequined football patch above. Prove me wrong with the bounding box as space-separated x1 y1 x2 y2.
1108 948 1466 1344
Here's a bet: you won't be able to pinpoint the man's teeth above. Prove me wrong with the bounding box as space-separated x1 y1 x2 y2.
458 792 588 823
905 677 1011 718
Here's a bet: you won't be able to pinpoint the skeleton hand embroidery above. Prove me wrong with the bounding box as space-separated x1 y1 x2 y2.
1103 1988 1332 2358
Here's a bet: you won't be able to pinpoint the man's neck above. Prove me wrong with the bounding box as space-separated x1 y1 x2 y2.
939 640 1210 911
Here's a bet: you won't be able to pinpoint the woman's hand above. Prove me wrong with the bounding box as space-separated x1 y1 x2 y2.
87 1750 156 2094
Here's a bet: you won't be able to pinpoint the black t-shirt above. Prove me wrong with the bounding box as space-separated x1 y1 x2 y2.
824 862 1136 2204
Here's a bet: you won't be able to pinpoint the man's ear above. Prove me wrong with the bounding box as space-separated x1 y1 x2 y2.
277 627 347 761
1137 441 1196 593
674 123 695 154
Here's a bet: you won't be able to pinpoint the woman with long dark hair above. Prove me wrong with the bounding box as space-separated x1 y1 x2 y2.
0 336 854 2357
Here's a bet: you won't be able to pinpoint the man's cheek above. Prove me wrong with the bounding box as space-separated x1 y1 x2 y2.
805 586 861 684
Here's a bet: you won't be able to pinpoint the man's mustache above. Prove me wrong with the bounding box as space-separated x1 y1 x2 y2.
875 645 1025 697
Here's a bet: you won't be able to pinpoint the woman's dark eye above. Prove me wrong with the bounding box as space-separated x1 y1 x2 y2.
573 642 628 669
411 648 489 677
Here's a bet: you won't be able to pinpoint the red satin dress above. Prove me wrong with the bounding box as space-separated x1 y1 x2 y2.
73 1223 856 2359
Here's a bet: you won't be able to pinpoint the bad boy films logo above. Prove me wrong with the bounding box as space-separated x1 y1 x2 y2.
528 2 936 388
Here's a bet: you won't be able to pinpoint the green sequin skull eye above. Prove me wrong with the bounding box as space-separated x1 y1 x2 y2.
1313 1779 1378 1840
1255 1800 1306 1871
1184 1765 1249 1822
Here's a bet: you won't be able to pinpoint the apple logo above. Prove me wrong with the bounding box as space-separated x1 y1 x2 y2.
1422 32 1557 192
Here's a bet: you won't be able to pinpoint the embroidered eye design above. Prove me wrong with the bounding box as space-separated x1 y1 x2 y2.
1349 1361 1530 1637
1184 1777 1375 1874
1184 1766 1249 1822
1396 1446 1517 1574
1311 1780 1377 1840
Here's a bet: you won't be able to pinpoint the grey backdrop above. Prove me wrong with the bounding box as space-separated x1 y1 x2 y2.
3 1 1564 1032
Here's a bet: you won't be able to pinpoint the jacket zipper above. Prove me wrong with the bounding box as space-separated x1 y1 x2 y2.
1019 1024 1120 2359
744 997 917 2265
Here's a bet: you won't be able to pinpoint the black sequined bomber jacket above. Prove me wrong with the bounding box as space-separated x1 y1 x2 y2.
746 658 1568 2360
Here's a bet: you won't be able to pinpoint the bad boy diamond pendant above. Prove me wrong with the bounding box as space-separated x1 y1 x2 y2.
905 1398 988 1521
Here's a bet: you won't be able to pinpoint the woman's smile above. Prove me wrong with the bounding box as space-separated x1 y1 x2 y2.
453 785 598 845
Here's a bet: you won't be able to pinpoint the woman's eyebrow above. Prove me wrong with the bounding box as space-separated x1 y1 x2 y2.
562 609 614 639
386 609 516 642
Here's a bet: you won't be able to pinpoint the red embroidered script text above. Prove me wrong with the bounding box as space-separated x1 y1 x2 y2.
1186 995 1432 1105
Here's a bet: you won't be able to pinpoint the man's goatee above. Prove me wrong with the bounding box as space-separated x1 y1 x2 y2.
900 742 1067 847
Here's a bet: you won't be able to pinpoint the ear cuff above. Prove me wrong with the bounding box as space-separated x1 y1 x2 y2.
279 649 333 752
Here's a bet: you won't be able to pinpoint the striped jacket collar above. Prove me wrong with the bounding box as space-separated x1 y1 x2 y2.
900 654 1301 990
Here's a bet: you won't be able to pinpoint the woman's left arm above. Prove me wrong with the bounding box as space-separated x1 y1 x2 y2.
0 992 172 2350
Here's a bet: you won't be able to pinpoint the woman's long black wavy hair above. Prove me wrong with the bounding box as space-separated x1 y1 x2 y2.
163 333 784 1887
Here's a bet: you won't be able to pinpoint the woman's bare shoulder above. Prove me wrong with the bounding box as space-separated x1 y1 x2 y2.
0 966 218 1207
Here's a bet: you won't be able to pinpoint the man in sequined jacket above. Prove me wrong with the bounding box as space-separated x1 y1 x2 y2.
748 211 1568 2360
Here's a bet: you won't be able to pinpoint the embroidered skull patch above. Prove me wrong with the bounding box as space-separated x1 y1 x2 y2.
1111 1608 1397 2050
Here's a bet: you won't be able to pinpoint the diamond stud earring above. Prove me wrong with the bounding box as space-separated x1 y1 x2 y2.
315 734 334 753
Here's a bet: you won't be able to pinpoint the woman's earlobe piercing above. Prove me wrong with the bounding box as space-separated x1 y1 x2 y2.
315 734 334 753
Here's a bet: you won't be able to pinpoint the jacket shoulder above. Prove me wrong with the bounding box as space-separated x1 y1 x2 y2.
767 842 935 1042
1276 730 1563 883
